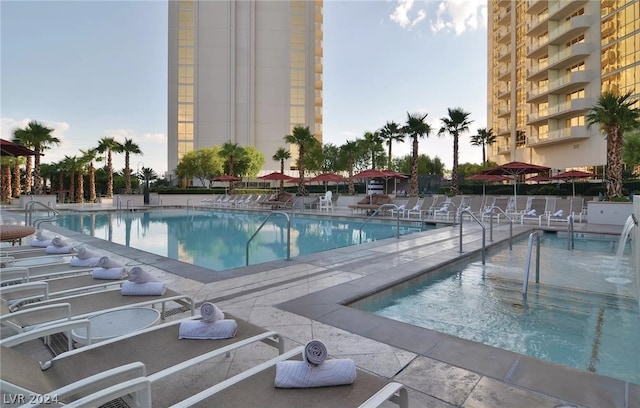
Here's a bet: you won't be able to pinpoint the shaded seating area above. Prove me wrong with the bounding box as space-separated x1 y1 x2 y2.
347 194 394 214
0 225 36 246
259 191 296 209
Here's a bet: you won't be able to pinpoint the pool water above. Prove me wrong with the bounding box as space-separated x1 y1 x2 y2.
53 210 426 271
358 232 640 384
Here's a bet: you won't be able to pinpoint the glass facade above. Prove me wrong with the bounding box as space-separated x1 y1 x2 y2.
176 0 195 162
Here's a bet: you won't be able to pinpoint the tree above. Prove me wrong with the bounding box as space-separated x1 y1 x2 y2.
363 131 384 169
403 112 431 196
379 121 404 170
61 156 79 202
284 125 318 195
11 129 30 194
13 121 60 194
175 148 223 186
1 156 13 202
339 140 359 195
438 107 473 195
234 146 264 179
586 91 640 199
622 129 640 175
11 156 25 197
97 137 123 198
470 128 496 164
80 149 101 202
39 163 57 195
218 142 245 194
272 147 291 192
122 138 142 195
395 154 445 176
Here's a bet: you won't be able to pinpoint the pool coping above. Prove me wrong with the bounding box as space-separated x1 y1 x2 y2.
277 230 639 408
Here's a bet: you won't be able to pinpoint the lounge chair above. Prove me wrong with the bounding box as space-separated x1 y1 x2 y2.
547 197 573 226
0 316 285 407
347 194 394 214
520 197 551 225
390 196 418 218
570 196 586 222
0 225 36 246
260 192 296 209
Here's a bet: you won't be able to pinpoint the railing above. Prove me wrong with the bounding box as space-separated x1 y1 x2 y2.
246 211 291 266
126 199 133 212
458 209 486 264
567 215 574 250
358 204 400 244
25 201 60 228
523 231 541 297
186 199 195 212
486 206 513 250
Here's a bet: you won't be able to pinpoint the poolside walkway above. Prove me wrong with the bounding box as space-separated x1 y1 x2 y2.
1 204 637 408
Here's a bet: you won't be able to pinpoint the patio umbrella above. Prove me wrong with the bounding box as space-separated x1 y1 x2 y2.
525 174 552 183
258 172 298 192
466 174 510 196
0 138 38 157
307 172 347 192
551 170 596 196
483 161 551 200
210 174 241 194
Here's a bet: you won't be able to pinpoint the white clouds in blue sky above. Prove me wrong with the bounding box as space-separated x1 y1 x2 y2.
1 0 488 174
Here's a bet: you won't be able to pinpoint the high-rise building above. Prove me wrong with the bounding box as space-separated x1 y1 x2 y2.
167 0 323 178
488 0 640 172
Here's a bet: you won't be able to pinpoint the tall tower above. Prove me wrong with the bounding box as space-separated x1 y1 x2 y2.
488 0 639 172
167 0 323 177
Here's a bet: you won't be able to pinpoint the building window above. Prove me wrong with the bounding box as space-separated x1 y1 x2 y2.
516 130 526 147
178 66 194 84
178 85 194 103
178 104 193 122
566 116 585 127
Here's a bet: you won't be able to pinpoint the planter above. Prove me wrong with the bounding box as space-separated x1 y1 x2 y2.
587 201 633 225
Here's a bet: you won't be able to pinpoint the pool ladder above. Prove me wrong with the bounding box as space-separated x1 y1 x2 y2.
25 201 60 228
522 231 541 298
246 211 291 266
357 204 401 244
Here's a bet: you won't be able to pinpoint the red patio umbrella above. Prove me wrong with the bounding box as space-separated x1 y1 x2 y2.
483 161 551 199
210 175 241 182
525 174 552 183
551 170 596 196
258 172 298 192
307 172 347 192
466 174 510 195
0 138 38 157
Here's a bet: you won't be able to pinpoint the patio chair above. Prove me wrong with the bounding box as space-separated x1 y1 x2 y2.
520 197 551 225
390 196 418 218
547 197 573 226
319 190 333 211
481 196 510 224
570 196 586 222
0 316 285 407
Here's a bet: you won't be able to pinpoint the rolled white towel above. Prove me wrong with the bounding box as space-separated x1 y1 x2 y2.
92 267 128 280
98 256 123 269
411 205 420 211
36 230 55 241
45 245 73 254
553 209 563 217
527 209 537 216
200 302 224 323
70 256 101 267
303 340 328 366
31 239 52 248
128 266 160 283
51 237 70 248
440 205 448 211
120 281 167 296
178 319 237 340
274 358 357 388
76 247 102 260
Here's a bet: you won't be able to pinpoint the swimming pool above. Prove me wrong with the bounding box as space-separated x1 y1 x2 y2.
53 210 427 271
356 232 640 384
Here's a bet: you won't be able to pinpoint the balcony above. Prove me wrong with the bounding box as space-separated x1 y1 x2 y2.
496 27 510 44
526 84 549 103
497 7 511 24
548 15 593 45
547 43 591 71
497 45 510 62
497 64 512 79
547 70 592 94
497 85 510 99
526 0 547 14
527 12 548 36
526 60 549 80
526 126 591 147
526 36 549 59
527 97 595 124
549 0 588 20
497 105 511 117
497 142 512 155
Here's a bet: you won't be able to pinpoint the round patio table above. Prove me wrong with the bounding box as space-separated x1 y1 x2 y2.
71 307 161 345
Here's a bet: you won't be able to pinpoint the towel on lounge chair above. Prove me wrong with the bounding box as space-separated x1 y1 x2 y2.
31 239 52 248
128 266 160 284
36 230 55 241
527 209 537 216
92 267 128 280
121 281 166 296
303 339 328 366
200 302 224 322
45 245 73 254
552 209 563 217
70 256 101 267
98 256 123 269
76 247 102 259
274 358 357 388
178 319 238 340
51 237 70 247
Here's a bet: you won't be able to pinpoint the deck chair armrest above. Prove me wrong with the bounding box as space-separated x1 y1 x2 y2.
0 317 88 348
0 256 16 266
35 363 148 406
34 377 152 408
358 382 409 408
170 347 304 408
0 302 72 326
2 282 49 310
0 267 30 284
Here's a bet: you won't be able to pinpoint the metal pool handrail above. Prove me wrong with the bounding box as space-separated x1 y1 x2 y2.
567 214 574 250
25 201 60 228
486 205 513 250
246 211 291 266
523 230 541 298
357 203 400 244
458 209 486 264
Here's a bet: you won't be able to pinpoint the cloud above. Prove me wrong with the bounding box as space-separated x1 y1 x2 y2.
389 0 487 35
141 132 166 144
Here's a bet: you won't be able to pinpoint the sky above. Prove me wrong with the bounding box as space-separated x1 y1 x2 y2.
1 0 488 176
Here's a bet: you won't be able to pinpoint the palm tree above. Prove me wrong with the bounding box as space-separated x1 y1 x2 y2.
13 121 60 194
340 140 359 195
1 156 13 202
403 112 431 197
438 107 473 195
363 131 383 169
39 163 57 195
12 129 31 193
284 125 318 195
219 142 245 195
61 156 79 202
97 137 123 198
586 91 640 199
379 121 404 170
122 138 142 195
11 156 25 197
272 147 291 192
80 149 100 202
470 128 497 165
